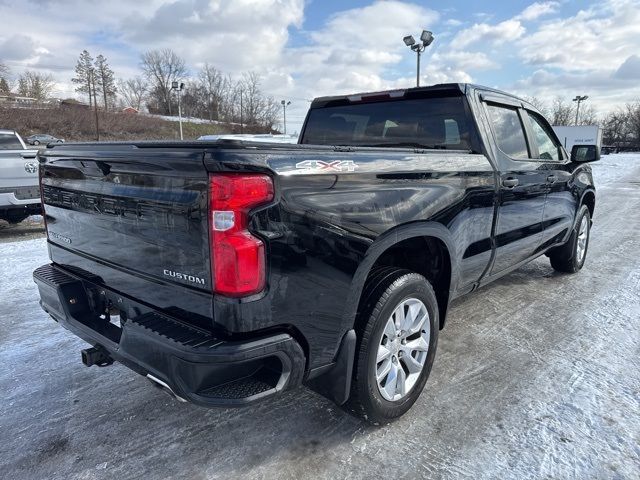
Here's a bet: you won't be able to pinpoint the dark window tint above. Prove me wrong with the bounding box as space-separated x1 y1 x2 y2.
528 111 561 160
301 96 474 150
487 105 529 159
0 133 22 150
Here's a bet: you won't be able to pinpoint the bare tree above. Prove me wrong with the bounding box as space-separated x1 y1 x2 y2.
603 109 630 147
523 96 549 118
626 101 640 146
140 49 186 115
72 50 94 107
550 97 575 126
17 71 55 100
118 76 148 111
236 72 280 130
198 64 227 121
577 104 598 125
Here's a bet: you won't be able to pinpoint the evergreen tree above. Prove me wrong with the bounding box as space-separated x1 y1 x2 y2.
72 50 94 107
94 54 117 110
0 77 9 94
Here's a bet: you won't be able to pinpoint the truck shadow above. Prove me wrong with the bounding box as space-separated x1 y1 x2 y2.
0 216 45 243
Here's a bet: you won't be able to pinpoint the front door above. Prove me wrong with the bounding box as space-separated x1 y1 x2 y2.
484 102 547 275
523 110 578 249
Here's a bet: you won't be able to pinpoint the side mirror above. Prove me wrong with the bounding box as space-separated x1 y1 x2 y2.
571 144 600 163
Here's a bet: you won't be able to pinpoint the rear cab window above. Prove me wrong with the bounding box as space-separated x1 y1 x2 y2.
485 104 530 159
0 133 23 150
300 95 476 151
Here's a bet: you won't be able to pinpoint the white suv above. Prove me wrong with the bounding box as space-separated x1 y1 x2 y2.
0 130 41 223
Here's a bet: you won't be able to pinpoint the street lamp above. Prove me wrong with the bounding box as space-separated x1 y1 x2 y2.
573 95 589 125
281 100 291 135
171 81 185 140
403 30 434 87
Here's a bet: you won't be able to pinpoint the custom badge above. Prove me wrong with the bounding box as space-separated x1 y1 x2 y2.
24 162 38 174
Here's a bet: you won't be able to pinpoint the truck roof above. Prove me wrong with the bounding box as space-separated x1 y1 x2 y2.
309 83 533 110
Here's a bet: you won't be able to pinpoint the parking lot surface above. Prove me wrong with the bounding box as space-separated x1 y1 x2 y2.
1 154 639 479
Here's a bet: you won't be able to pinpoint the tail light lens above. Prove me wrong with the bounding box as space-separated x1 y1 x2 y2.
209 173 274 297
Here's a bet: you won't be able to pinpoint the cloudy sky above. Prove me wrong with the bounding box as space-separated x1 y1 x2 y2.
1 0 639 132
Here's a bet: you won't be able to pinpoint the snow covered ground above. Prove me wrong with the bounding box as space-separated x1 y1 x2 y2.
0 154 638 479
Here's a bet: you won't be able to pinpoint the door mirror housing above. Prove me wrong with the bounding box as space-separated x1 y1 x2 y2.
571 144 600 163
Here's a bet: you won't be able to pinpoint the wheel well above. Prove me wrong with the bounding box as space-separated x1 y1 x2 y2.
582 191 595 218
365 236 451 329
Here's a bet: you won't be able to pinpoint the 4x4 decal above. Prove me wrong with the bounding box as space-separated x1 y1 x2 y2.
295 159 359 172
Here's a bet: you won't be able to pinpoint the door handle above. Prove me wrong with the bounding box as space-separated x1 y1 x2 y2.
546 174 557 183
502 177 519 188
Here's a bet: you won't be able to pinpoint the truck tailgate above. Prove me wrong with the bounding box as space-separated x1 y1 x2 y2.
39 144 213 328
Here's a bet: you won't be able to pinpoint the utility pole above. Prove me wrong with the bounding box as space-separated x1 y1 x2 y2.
239 88 244 134
573 95 588 125
89 68 100 141
403 30 434 87
281 100 291 135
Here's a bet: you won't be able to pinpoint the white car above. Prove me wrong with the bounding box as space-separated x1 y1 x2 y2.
0 130 41 223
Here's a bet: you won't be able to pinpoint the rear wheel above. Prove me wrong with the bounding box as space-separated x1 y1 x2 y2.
2 211 30 224
549 205 591 273
346 269 438 424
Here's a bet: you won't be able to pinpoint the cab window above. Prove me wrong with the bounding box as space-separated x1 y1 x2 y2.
527 111 562 161
486 104 529 159
0 133 22 150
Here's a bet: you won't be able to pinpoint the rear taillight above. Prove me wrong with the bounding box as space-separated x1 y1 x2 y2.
209 173 274 297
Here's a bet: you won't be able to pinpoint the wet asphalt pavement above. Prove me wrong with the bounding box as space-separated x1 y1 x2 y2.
0 154 638 479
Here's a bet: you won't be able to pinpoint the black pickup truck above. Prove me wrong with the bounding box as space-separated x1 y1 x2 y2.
33 83 599 423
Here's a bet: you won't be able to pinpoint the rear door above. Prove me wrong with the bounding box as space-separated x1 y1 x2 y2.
482 99 548 275
523 109 577 249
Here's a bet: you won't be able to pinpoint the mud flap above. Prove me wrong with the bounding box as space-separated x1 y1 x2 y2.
306 329 356 405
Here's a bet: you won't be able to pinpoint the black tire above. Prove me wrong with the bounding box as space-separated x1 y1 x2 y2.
346 269 439 424
3 211 30 224
549 205 591 273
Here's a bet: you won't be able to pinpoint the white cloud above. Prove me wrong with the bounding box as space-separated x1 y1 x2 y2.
614 54 640 80
1 0 639 127
435 51 498 71
280 1 440 97
517 0 640 72
516 2 560 21
450 20 525 49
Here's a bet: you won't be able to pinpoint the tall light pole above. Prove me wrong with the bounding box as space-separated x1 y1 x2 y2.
573 95 588 125
171 81 185 140
403 30 434 87
281 100 291 135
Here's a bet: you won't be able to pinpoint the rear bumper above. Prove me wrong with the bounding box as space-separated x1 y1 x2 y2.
33 263 306 407
0 190 41 207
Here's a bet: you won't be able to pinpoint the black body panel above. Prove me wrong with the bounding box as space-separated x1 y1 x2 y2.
34 82 596 407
